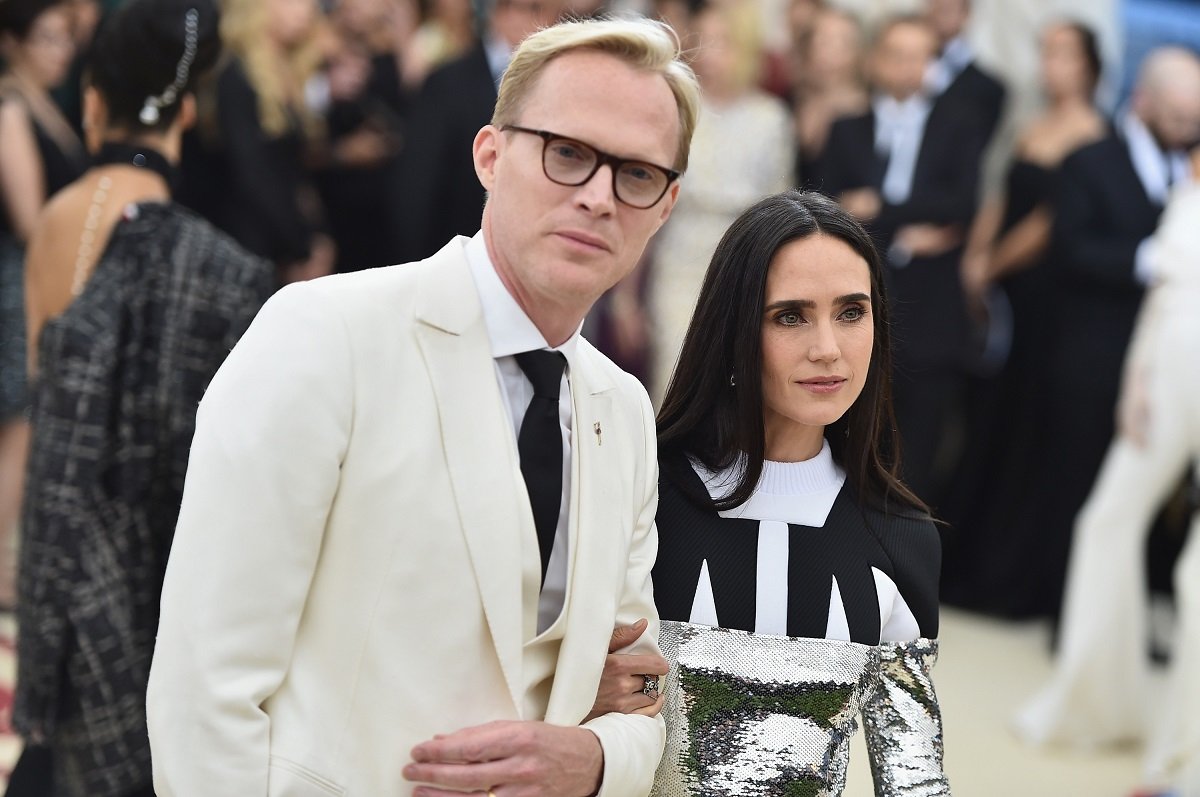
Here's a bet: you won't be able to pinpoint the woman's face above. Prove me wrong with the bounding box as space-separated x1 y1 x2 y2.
9 7 75 89
268 0 318 48
1040 24 1094 100
760 234 874 457
691 9 739 94
806 11 861 80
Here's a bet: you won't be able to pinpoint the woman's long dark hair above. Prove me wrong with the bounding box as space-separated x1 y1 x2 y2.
657 190 927 516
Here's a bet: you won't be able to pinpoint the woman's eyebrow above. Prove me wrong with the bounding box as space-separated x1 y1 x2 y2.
764 293 871 312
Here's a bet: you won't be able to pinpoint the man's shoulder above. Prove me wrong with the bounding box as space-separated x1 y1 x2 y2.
287 260 425 302
270 244 468 326
575 338 653 411
825 112 873 155
831 110 872 132
423 44 494 96
960 61 1005 97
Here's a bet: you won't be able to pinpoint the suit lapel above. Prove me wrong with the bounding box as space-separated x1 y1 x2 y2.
414 239 529 710
1112 135 1162 216
545 350 622 723
865 112 887 189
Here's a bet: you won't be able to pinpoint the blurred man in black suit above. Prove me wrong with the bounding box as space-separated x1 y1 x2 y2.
923 0 1005 145
392 0 561 261
1028 46 1200 619
820 15 987 504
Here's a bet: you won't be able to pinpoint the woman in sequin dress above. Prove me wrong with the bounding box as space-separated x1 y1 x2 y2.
593 191 950 797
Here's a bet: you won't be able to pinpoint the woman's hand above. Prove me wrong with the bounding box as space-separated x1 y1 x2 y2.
584 619 668 722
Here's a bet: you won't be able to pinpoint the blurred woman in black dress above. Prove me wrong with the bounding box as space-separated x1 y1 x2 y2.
942 20 1106 615
183 0 334 283
0 0 84 610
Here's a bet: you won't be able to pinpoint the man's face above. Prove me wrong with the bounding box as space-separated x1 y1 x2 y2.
473 50 682 318
1144 85 1200 151
871 22 937 100
491 0 562 48
924 0 968 45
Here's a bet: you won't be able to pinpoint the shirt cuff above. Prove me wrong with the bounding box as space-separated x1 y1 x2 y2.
1134 237 1159 286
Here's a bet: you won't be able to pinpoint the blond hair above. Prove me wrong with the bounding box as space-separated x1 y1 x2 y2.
492 17 701 172
694 0 766 95
218 0 326 138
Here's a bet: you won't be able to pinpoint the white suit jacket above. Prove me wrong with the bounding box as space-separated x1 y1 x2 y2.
147 238 665 796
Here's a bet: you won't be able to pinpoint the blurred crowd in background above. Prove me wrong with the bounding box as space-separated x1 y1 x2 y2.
0 0 1197 791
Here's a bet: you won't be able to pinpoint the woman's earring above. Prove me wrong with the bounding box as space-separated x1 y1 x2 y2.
729 373 736 387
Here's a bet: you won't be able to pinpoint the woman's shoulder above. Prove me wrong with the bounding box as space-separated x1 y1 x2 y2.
858 499 942 625
741 90 792 124
215 56 256 101
859 499 939 549
111 203 272 282
0 90 30 129
1016 108 1108 167
658 449 723 515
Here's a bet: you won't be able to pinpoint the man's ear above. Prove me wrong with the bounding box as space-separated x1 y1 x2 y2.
473 125 503 191
653 181 681 232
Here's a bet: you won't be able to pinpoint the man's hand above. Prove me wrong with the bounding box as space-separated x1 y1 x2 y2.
959 248 992 321
839 188 882 222
895 223 963 259
584 618 667 722
403 720 603 797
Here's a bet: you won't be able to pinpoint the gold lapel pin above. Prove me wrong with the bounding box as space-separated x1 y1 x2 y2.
594 421 602 446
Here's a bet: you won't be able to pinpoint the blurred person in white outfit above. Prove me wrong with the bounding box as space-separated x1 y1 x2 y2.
1015 144 1200 797
640 0 792 403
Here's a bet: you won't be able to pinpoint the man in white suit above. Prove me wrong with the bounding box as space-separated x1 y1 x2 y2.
146 18 700 797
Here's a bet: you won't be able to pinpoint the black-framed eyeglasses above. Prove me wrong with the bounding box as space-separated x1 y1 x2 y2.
501 125 681 209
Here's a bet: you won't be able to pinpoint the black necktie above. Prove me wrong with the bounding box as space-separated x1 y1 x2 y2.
514 350 567 587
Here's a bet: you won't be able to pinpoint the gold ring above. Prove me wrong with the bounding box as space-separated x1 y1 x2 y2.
488 790 497 797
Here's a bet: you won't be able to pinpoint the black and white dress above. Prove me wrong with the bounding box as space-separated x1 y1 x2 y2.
650 442 950 797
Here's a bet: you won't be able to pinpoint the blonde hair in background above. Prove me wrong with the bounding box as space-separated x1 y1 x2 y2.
492 17 702 172
218 0 326 138
698 0 767 95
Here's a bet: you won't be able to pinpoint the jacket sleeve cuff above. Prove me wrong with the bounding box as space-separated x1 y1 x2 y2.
582 712 665 797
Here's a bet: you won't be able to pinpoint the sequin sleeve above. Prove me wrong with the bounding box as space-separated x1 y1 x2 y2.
861 637 951 796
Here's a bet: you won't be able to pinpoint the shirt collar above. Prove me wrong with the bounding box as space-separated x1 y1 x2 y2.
465 231 582 362
873 93 931 120
925 36 972 95
941 36 974 73
873 93 931 150
483 33 513 87
1123 112 1192 205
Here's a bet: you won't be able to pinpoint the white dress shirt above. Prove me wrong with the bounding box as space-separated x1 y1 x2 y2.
465 232 578 635
484 33 514 88
1124 112 1194 285
874 93 932 208
925 35 974 96
689 441 922 643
